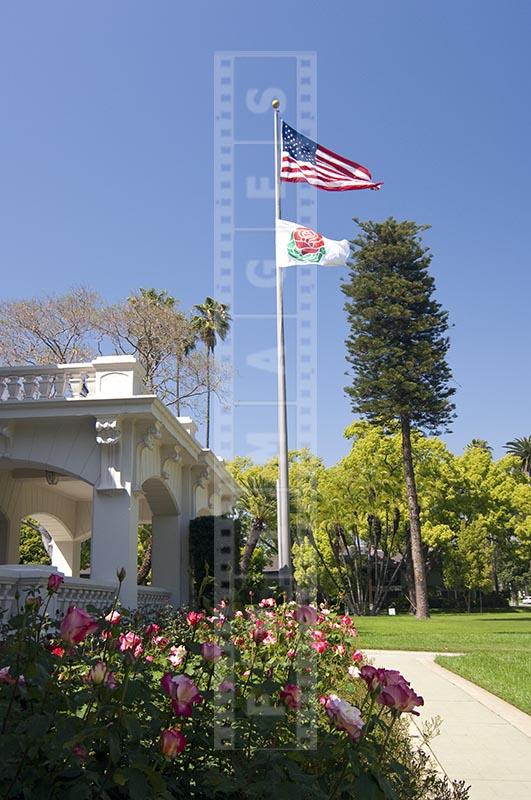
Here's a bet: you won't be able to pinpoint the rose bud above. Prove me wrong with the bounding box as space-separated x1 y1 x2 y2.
47 573 64 593
160 728 186 758
73 745 88 762
105 610 121 625
116 567 127 582
251 626 268 645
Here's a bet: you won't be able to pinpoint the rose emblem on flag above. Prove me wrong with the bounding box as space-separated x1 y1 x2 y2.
287 227 326 263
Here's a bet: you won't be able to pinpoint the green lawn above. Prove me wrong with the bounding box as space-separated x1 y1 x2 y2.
436 652 531 715
356 609 531 654
355 610 531 714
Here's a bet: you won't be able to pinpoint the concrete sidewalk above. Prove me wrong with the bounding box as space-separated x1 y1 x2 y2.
365 650 531 800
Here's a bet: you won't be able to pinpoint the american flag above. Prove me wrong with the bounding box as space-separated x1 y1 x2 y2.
280 122 383 192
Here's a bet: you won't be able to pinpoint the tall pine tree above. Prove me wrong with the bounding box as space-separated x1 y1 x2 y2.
342 218 455 619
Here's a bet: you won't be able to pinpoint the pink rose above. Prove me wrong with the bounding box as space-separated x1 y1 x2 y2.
47 573 64 593
145 623 159 638
293 605 318 625
324 694 364 741
280 683 302 710
200 642 224 663
376 675 424 716
251 626 268 645
259 597 276 608
218 679 235 694
161 673 202 716
153 635 170 649
160 728 186 758
168 645 186 667
60 606 98 645
351 651 363 663
0 666 14 685
186 611 205 627
73 745 88 762
118 631 143 659
105 610 121 625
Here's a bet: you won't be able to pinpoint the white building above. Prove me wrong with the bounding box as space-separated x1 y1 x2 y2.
0 356 238 614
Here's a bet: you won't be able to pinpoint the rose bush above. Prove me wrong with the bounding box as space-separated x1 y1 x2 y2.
0 580 469 800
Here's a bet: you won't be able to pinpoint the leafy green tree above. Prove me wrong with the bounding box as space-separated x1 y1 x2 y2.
342 218 455 619
18 519 51 565
236 475 277 578
504 436 531 477
192 297 231 448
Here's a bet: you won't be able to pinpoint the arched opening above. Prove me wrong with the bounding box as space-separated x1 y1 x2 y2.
141 477 181 596
142 477 179 518
19 513 79 577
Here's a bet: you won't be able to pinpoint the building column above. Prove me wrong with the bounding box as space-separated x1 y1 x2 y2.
151 514 181 606
51 539 81 578
91 489 139 608
179 466 193 605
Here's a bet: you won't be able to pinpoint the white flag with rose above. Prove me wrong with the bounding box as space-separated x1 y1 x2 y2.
275 218 351 268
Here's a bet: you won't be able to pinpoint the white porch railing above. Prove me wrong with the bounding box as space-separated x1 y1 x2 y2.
0 365 96 402
138 586 173 614
0 356 146 403
0 567 172 621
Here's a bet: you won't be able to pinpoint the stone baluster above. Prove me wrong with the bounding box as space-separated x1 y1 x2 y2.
22 375 38 400
83 372 96 396
0 377 7 402
50 373 66 399
6 377 22 401
67 373 85 400
38 374 53 399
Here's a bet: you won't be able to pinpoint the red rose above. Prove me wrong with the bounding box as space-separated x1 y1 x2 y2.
293 227 325 255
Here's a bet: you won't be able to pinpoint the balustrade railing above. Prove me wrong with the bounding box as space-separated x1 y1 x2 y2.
138 586 173 614
0 365 96 403
0 568 172 621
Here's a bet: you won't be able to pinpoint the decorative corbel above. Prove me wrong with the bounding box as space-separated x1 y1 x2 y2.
141 422 162 450
161 445 183 481
95 416 123 493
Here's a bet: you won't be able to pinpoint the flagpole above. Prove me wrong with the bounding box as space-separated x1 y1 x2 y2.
272 98 291 585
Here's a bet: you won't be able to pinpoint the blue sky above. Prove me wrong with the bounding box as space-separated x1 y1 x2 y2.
1 1 530 465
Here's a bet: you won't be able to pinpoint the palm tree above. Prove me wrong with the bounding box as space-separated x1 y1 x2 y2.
504 436 531 477
238 476 277 578
175 329 198 416
191 297 231 448
468 439 492 452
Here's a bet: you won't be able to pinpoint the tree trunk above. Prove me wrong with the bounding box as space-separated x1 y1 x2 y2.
400 415 429 619
239 521 262 577
404 531 417 614
205 347 211 448
137 536 152 585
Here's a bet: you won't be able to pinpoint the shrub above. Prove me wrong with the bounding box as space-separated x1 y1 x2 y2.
0 577 468 799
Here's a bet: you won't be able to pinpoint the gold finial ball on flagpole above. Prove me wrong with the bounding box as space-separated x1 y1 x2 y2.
271 98 280 109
